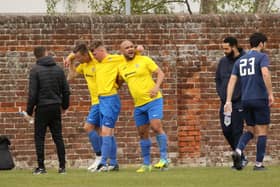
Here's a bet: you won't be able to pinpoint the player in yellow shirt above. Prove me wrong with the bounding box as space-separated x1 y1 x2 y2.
64 44 101 172
90 41 127 172
67 42 143 172
119 40 168 172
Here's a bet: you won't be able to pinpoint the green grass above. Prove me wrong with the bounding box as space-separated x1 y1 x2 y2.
0 166 280 187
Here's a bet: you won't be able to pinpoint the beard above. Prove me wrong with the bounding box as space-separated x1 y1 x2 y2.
225 50 234 59
124 53 136 61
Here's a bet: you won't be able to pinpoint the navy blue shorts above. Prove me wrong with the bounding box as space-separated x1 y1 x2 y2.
242 99 270 125
134 98 163 127
99 94 121 128
86 104 100 127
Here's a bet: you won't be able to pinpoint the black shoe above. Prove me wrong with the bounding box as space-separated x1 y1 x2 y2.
97 164 108 172
232 151 242 170
253 165 267 171
33 167 47 175
58 167 66 174
108 164 119 171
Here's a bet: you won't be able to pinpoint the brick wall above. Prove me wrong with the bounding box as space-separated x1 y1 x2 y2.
0 14 279 168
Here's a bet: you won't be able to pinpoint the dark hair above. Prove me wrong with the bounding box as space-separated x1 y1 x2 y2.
73 43 88 55
90 41 104 51
249 32 267 48
33 46 46 59
223 36 238 47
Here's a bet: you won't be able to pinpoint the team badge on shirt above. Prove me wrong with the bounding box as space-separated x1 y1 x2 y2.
135 64 139 68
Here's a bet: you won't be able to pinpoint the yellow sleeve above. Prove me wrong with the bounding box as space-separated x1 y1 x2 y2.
66 52 84 74
145 56 158 72
75 63 84 74
67 53 76 60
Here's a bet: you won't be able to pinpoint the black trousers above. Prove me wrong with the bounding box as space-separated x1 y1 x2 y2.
34 104 65 168
219 104 244 151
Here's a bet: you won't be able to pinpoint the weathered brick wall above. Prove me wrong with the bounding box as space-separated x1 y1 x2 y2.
0 14 279 168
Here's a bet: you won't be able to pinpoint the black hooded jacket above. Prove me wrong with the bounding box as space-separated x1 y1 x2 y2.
26 56 70 116
215 48 245 108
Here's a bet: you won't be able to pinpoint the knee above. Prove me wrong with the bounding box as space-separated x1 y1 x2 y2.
151 123 164 134
101 126 114 136
138 129 149 139
83 123 94 133
255 126 268 136
245 125 254 133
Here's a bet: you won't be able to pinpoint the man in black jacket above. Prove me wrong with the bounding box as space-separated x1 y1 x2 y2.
215 37 247 169
26 46 70 174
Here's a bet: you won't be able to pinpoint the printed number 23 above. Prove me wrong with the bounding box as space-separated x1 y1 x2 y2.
240 57 255 76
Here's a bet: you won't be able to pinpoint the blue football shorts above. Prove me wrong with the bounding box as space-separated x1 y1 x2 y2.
99 94 121 128
86 104 101 127
134 98 163 127
242 99 270 125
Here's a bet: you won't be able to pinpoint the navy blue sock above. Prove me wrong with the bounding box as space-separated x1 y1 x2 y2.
256 136 267 163
237 131 254 151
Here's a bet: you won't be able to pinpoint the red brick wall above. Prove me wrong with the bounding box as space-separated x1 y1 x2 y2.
0 14 279 168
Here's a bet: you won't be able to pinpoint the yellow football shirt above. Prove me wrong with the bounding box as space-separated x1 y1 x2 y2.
96 54 125 96
118 55 162 107
76 52 99 105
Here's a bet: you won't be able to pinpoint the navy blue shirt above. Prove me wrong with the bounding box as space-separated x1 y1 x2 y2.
232 50 269 101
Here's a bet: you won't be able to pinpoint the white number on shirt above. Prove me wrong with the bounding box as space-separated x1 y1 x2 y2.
239 57 255 76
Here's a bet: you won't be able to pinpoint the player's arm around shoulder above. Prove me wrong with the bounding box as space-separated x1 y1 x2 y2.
64 52 81 81
135 45 144 55
116 61 126 88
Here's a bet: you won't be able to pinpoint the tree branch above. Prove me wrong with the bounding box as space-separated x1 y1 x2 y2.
185 0 192 14
137 0 192 14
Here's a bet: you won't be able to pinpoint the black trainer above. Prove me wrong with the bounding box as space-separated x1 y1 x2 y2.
97 164 108 172
253 165 267 171
58 167 66 174
232 151 242 170
33 167 47 175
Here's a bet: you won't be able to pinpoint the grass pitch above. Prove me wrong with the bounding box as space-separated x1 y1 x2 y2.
0 166 279 187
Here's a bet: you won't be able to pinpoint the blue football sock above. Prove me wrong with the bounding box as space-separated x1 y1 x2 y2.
88 130 101 154
237 131 254 151
156 134 168 161
140 139 151 165
101 136 112 165
96 135 102 156
256 136 267 163
109 136 117 166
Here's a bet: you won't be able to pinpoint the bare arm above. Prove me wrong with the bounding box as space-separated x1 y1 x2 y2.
150 67 165 98
261 67 274 106
224 75 238 113
116 73 124 88
135 45 144 54
64 53 80 81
